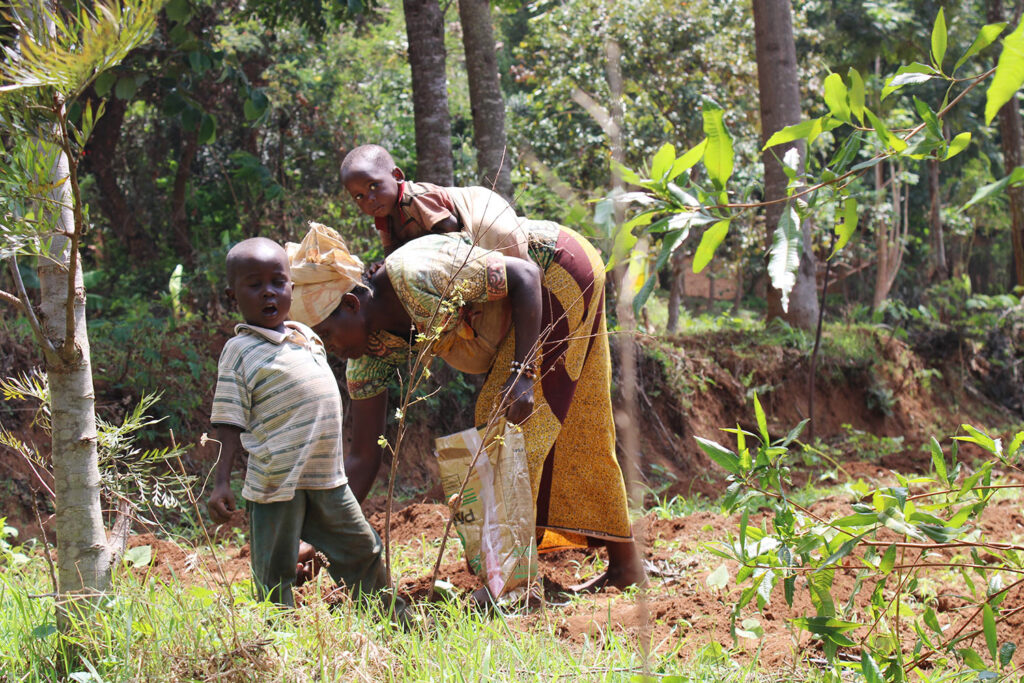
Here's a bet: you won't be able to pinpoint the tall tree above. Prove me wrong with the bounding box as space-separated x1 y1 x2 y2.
988 0 1024 289
928 157 949 281
0 0 159 601
753 0 819 328
403 0 454 184
871 157 909 310
457 0 512 200
80 95 155 262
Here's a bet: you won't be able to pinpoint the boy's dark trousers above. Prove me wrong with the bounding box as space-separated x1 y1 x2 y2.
248 483 389 608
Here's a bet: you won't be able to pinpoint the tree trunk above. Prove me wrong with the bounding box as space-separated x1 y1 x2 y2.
1000 104 1024 288
871 161 909 310
666 249 685 334
403 0 454 185
37 132 111 598
457 0 513 201
988 0 1024 289
928 157 949 281
81 95 154 262
872 160 889 310
170 131 198 263
752 0 819 329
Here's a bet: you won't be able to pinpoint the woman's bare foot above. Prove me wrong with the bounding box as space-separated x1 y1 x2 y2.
471 586 493 607
569 540 647 593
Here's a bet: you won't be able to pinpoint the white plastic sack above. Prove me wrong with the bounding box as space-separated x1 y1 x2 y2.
435 420 538 598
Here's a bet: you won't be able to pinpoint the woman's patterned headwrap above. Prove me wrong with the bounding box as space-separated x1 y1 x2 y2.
286 222 364 327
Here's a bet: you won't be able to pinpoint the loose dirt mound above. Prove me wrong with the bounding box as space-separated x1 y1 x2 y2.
381 493 1024 669
368 502 452 545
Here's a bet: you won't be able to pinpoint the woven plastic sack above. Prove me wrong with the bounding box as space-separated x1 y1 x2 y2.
435 420 538 598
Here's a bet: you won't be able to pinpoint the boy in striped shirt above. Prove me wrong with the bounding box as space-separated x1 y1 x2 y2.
206 237 389 608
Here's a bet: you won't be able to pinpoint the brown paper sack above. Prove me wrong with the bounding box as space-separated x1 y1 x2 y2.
435 420 538 598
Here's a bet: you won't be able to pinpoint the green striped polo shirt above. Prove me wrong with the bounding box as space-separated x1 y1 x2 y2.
210 321 347 503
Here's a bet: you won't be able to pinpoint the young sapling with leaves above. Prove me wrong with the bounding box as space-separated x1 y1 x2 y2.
206 237 396 609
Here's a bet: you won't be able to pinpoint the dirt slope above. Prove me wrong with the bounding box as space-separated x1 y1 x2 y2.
0 326 1018 533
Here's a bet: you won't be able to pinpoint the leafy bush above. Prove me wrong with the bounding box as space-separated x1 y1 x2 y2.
699 395 1022 681
0 520 30 572
88 314 223 439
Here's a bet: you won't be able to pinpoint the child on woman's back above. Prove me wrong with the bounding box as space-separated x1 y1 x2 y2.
340 144 528 258
206 237 394 609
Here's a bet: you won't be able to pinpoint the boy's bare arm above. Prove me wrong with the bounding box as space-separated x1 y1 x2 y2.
429 216 459 234
207 424 243 523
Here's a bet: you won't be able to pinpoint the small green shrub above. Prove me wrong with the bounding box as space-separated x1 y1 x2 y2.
0 520 31 571
89 315 220 438
0 371 196 527
835 424 905 462
698 395 1023 681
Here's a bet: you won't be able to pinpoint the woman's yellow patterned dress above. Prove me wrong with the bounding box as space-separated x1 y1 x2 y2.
346 222 632 550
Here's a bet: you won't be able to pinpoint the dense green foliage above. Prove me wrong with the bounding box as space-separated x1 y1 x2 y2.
6 0 1023 336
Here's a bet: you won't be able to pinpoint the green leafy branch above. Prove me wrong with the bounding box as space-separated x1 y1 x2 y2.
614 10 1020 315
699 394 1023 681
0 370 194 528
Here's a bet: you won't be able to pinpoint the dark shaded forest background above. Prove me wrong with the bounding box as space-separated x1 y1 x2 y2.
3 0 1024 479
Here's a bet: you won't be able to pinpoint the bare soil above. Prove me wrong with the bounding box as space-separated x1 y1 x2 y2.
117 487 1024 672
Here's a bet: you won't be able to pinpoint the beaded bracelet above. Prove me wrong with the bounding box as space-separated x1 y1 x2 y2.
509 360 538 380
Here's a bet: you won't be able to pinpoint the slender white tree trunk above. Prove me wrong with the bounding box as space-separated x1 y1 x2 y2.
37 131 111 596
5 0 160 608
8 0 111 598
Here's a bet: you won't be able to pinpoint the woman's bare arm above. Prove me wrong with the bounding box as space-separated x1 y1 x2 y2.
501 256 542 424
345 392 388 502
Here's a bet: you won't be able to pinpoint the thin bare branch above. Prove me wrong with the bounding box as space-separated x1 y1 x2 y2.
0 287 25 310
54 94 81 357
907 483 1023 501
33 502 58 594
107 497 132 565
6 255 55 354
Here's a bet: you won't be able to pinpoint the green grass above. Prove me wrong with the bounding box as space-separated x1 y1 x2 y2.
0 517 838 683
0 558 798 682
646 299 764 338
644 492 714 520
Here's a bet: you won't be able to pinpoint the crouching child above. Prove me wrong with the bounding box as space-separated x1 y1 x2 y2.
206 237 394 611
